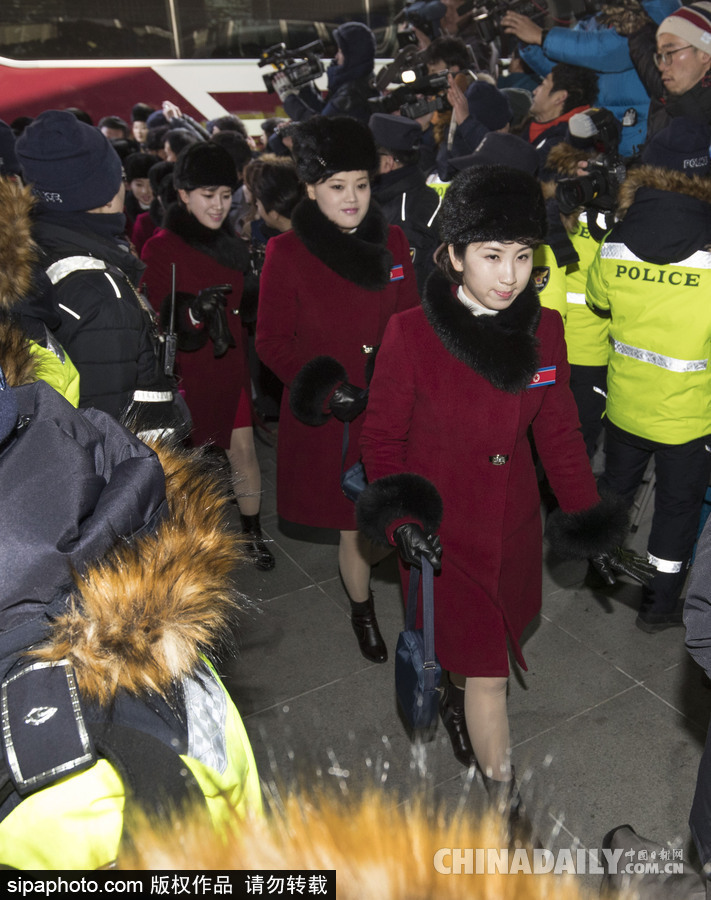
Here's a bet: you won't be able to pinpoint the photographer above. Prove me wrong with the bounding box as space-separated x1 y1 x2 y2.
521 63 599 171
620 1 711 140
273 22 378 124
438 78 513 177
502 1 681 157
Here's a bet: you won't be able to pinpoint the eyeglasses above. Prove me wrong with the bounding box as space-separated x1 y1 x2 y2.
654 45 693 67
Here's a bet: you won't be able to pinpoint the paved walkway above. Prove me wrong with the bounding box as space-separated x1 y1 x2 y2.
221 429 709 892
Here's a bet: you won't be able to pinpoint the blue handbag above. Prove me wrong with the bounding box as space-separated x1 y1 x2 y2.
340 420 368 502
395 556 441 732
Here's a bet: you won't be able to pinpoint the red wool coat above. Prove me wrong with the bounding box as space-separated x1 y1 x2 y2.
141 217 249 449
256 201 420 534
359 273 600 676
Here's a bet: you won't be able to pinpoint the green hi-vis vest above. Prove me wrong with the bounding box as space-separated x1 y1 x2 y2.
535 214 610 367
0 662 262 869
586 240 711 444
563 213 610 367
29 330 80 407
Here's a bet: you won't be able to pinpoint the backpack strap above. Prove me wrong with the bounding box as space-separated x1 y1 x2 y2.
88 721 209 857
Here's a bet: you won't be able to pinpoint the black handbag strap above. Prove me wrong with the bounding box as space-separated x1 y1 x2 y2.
405 557 436 669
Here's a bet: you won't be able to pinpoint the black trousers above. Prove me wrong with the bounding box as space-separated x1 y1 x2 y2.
569 364 607 459
599 420 711 613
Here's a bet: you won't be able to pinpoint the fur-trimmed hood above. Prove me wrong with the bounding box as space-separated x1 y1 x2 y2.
29 436 243 706
611 165 711 263
0 380 243 706
291 197 393 290
542 143 596 233
0 178 39 314
422 268 541 394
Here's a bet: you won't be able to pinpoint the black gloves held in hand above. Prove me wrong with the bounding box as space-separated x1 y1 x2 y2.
394 523 442 571
589 547 656 587
191 285 236 358
329 383 368 423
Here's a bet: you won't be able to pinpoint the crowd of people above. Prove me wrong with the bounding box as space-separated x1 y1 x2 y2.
2 0 711 886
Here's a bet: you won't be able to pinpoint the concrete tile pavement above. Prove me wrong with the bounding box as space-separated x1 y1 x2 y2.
221 429 709 893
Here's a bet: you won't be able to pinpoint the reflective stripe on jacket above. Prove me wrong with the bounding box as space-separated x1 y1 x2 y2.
586 240 711 443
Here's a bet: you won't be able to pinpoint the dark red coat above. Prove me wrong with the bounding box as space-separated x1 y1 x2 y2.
359 271 601 677
256 200 420 534
141 207 249 448
132 210 159 256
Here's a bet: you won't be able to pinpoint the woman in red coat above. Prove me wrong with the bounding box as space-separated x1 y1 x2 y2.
256 116 420 661
356 166 647 817
142 142 274 570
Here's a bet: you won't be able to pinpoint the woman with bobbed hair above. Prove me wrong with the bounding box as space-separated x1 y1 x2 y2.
256 116 420 662
141 141 274 570
251 157 304 235
356 165 649 818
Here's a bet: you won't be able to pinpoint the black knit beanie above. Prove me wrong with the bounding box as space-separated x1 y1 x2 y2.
16 110 122 211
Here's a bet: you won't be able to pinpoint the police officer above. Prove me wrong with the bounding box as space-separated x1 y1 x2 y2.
586 117 711 632
369 112 443 295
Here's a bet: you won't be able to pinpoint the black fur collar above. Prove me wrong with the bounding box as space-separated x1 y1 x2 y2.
165 202 249 272
422 269 541 394
291 198 393 290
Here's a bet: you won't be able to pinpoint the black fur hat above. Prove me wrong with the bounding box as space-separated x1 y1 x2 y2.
124 151 157 182
290 115 378 184
173 141 238 192
439 165 547 247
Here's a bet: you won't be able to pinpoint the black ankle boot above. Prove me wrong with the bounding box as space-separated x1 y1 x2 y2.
439 682 476 768
481 768 537 850
240 513 275 571
350 594 387 663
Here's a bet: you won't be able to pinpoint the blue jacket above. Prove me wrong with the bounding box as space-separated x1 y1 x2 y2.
519 0 680 158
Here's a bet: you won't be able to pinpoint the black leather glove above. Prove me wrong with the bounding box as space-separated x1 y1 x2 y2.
191 285 236 358
329 383 368 423
589 547 656 587
394 523 442 571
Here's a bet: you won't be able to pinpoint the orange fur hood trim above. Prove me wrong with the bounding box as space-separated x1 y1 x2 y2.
0 178 38 313
545 143 594 179
118 787 633 899
30 441 244 705
0 317 38 387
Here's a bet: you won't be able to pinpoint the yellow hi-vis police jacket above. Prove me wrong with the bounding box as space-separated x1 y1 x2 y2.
586 232 711 445
564 212 610 367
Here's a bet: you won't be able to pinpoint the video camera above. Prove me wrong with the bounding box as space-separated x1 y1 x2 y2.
370 63 451 120
555 108 627 225
458 0 544 44
258 41 325 94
